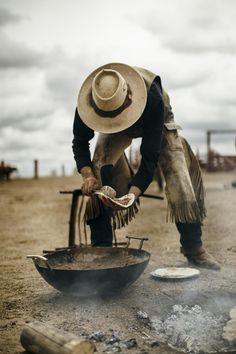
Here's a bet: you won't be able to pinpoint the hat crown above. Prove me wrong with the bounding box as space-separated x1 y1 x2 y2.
96 72 118 98
78 62 147 134
92 69 127 112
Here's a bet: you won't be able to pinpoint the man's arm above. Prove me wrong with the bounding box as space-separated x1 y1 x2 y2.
72 108 94 171
72 109 100 195
129 77 164 198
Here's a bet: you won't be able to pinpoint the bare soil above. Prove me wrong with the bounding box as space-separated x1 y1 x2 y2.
0 172 236 354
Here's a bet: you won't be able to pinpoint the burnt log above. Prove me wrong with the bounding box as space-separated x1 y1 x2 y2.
20 321 96 354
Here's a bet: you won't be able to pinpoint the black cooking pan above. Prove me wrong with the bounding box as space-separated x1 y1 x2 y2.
27 237 150 297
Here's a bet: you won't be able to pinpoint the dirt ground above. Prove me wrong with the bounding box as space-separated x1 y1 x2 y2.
0 172 236 354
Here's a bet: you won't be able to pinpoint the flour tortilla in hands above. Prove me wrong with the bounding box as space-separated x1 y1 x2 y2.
94 186 135 209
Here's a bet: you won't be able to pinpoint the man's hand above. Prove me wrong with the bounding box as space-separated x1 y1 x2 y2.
82 176 100 195
80 166 101 196
129 186 142 200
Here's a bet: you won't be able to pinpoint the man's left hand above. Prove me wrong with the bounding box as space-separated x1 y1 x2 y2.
129 186 142 200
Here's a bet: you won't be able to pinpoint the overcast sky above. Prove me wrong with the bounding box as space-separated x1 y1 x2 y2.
0 0 236 177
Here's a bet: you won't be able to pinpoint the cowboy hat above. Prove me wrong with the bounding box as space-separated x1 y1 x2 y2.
77 63 147 134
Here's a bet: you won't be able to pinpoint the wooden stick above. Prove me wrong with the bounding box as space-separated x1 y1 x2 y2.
141 193 164 200
77 195 83 246
60 189 164 200
20 321 96 354
68 192 80 247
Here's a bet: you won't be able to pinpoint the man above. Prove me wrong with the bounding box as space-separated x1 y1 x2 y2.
72 62 220 270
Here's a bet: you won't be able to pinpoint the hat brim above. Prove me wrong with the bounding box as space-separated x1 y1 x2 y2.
77 63 147 134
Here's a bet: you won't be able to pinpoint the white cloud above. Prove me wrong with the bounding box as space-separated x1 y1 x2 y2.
0 32 43 68
138 0 236 53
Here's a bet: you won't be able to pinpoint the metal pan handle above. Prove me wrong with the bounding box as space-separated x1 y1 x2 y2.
27 255 52 270
126 236 149 250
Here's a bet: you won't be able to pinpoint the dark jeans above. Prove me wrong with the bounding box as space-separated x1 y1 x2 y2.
176 222 202 249
89 164 113 247
89 208 113 247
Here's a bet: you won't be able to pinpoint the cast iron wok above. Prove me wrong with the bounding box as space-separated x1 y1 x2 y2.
27 243 150 297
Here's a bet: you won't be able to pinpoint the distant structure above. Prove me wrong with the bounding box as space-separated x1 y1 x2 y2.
206 130 236 172
0 161 17 181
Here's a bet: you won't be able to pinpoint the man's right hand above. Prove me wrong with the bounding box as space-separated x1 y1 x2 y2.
81 176 100 196
80 166 100 196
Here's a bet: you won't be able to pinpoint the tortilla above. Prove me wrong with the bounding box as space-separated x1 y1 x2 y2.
94 186 135 209
150 267 200 280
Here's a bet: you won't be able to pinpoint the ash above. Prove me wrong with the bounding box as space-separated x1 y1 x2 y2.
150 304 229 353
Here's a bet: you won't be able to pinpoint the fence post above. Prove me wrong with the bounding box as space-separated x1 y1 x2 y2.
34 160 38 179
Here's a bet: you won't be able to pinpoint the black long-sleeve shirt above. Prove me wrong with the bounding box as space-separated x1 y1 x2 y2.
72 76 164 193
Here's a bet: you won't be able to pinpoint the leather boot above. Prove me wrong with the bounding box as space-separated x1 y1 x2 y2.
181 246 221 270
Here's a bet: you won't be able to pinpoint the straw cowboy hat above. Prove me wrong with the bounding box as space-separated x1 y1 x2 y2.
77 63 147 134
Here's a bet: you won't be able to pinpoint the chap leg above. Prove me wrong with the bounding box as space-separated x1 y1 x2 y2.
175 136 205 249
